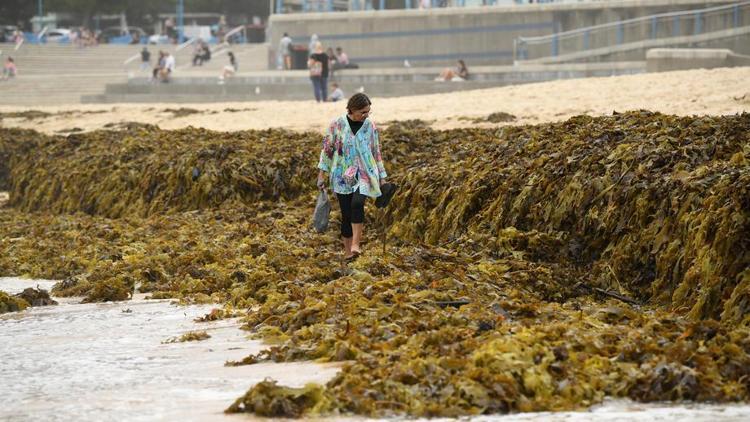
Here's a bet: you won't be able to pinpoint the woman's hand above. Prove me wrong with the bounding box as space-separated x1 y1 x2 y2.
317 171 327 190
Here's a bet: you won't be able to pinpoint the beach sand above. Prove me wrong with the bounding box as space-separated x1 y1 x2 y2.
1 67 748 135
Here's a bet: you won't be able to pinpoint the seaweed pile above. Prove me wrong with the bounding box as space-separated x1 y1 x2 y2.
0 111 749 417
0 291 30 313
0 287 56 314
163 330 211 343
0 128 39 191
5 125 316 217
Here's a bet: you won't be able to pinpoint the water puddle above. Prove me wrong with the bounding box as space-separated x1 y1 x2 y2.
0 277 340 421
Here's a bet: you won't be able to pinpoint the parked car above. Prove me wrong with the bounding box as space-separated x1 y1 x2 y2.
148 34 170 45
46 28 71 42
97 26 147 43
0 25 19 43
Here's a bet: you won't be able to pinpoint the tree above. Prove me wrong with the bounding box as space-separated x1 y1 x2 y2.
0 0 37 29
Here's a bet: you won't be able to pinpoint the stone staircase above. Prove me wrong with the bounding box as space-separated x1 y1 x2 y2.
0 43 269 106
82 62 646 103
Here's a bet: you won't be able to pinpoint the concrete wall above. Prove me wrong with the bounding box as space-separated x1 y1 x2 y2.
646 47 750 72
267 0 737 68
550 26 750 63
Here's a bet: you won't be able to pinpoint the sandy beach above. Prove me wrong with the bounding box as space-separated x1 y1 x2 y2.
1 67 748 134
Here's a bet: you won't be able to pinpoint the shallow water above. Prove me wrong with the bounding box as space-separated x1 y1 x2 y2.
2 277 750 422
0 277 340 422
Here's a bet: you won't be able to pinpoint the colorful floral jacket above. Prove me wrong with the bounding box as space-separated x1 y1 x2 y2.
318 115 387 198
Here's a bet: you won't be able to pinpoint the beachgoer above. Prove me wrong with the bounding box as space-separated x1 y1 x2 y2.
160 52 175 82
279 32 292 70
219 52 238 83
2 57 17 80
192 41 211 66
152 51 165 81
334 46 358 70
308 41 329 102
326 47 338 70
436 59 469 81
327 47 340 80
164 17 176 42
335 47 349 67
140 47 151 72
329 83 344 102
317 93 388 260
308 34 319 55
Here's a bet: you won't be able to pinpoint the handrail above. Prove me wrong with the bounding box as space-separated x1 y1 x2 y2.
211 46 230 58
519 1 750 43
175 37 198 52
37 26 49 41
514 1 750 62
223 25 245 43
210 41 230 54
123 53 140 65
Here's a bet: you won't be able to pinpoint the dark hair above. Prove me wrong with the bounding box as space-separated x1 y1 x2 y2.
347 92 371 113
458 59 466 71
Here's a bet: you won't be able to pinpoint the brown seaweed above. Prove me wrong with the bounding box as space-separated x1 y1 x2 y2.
0 290 29 313
163 330 211 343
15 287 58 306
0 111 749 417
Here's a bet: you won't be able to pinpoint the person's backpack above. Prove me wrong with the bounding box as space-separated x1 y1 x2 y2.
309 60 323 77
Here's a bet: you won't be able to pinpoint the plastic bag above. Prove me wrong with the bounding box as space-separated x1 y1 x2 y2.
312 190 331 233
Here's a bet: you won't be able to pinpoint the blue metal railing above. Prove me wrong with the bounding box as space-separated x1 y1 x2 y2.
272 0 573 14
514 1 750 62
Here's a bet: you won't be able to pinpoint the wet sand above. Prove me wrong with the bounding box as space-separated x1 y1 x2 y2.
0 67 748 135
0 277 342 422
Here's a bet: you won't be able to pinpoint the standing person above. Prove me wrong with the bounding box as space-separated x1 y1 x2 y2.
326 47 339 80
164 17 176 42
308 34 319 55
152 51 165 81
308 41 329 102
159 52 175 82
317 93 388 260
140 47 151 72
219 51 238 83
164 52 175 74
279 32 292 70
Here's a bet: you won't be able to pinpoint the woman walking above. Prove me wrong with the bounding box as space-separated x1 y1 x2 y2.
317 93 388 260
308 41 329 102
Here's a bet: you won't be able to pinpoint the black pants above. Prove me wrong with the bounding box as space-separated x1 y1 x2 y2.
337 191 366 238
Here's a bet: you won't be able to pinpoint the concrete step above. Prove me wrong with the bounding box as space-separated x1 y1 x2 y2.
1 61 646 106
78 79 549 103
